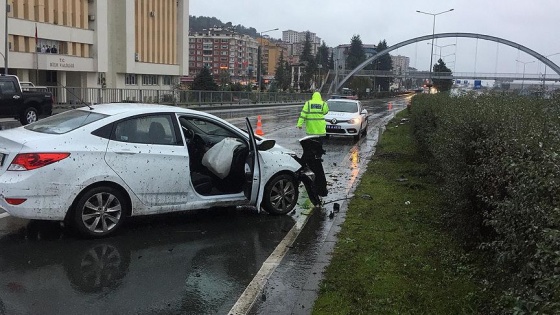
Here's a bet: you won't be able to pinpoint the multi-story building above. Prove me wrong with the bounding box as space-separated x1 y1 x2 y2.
332 44 377 72
189 27 258 85
0 0 189 96
391 55 410 75
259 37 287 77
281 29 321 57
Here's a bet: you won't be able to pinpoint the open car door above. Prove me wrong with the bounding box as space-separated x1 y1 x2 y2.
244 118 261 204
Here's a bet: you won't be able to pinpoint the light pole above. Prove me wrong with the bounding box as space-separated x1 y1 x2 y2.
258 28 278 94
416 8 454 92
0 52 5 73
427 42 455 60
516 59 535 91
4 3 9 74
542 52 560 91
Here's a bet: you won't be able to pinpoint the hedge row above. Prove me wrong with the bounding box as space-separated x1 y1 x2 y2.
409 93 560 313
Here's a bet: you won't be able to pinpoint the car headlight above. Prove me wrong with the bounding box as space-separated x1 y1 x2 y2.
348 117 361 124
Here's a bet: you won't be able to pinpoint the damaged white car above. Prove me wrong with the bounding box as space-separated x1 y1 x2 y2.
0 103 326 238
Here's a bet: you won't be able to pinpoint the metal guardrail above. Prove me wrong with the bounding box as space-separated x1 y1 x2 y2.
46 87 313 107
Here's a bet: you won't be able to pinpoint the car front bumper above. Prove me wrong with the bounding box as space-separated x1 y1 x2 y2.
325 122 361 136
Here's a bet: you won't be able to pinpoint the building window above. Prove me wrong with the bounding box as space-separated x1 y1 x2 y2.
142 75 158 86
125 74 137 85
163 76 175 86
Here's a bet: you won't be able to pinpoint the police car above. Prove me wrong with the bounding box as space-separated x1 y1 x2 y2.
324 98 368 141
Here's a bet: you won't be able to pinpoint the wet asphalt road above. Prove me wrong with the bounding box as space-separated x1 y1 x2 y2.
0 96 410 314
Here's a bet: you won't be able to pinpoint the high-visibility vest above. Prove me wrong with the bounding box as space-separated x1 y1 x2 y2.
297 99 329 135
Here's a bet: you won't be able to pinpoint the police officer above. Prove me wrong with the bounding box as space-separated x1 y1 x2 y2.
297 91 329 136
297 91 329 198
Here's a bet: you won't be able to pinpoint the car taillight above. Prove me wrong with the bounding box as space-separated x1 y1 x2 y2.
8 153 70 171
5 198 26 205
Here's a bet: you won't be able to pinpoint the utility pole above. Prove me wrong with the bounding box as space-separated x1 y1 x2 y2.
4 3 9 74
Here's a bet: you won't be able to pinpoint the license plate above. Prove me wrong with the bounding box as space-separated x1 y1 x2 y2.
327 125 341 129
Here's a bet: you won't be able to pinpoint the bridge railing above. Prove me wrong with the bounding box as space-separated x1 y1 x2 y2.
46 87 313 106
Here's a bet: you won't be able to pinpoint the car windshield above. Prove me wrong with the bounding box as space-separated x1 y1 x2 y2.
25 110 108 134
327 101 358 113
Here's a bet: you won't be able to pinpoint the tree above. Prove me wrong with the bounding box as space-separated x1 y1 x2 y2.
192 67 218 91
349 77 373 99
218 69 231 90
373 39 393 92
316 41 329 70
328 51 335 70
283 61 292 91
346 35 366 70
274 54 289 91
299 32 317 91
432 58 453 92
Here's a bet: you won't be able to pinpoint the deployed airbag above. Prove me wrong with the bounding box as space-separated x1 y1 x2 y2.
202 138 243 179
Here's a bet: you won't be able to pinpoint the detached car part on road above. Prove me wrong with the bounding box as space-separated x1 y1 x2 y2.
324 98 368 141
0 103 325 238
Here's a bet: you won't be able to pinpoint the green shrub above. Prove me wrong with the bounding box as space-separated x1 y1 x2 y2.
409 93 560 313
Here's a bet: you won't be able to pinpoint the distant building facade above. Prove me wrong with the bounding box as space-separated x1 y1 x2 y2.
1 0 189 94
189 27 259 84
391 55 410 75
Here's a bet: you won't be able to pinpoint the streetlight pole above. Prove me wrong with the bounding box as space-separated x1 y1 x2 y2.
4 3 9 74
258 28 278 95
427 42 455 60
416 8 454 93
516 59 535 91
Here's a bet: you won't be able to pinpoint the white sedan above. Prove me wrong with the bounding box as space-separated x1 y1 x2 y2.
324 98 368 140
0 103 321 238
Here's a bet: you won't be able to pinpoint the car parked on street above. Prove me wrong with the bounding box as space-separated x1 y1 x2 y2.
0 75 53 125
324 98 368 140
0 103 323 238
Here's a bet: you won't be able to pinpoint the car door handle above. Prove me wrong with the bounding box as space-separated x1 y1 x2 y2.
13 95 20 99
115 151 137 155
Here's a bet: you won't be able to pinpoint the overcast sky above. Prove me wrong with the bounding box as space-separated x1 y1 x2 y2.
190 0 560 82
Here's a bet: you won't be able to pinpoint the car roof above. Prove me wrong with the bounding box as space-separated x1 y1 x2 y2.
326 98 359 103
74 102 209 117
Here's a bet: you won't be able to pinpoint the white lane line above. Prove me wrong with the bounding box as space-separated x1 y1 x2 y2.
0 212 10 219
228 208 314 315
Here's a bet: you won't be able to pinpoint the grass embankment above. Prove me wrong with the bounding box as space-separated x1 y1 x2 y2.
312 109 487 314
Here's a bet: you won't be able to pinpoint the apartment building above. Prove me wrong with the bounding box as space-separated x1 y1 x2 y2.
391 55 410 74
332 44 377 72
259 37 287 78
281 29 321 56
189 27 259 85
0 0 189 96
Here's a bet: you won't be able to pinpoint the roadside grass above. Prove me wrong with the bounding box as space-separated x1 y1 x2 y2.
312 110 488 314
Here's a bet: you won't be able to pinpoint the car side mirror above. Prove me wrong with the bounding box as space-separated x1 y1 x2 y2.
258 139 276 151
361 109 367 114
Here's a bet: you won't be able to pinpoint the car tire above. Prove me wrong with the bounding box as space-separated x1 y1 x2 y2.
71 186 128 238
353 132 361 141
21 107 38 125
262 174 299 215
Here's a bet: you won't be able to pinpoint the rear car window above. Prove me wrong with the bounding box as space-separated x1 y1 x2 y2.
24 110 108 134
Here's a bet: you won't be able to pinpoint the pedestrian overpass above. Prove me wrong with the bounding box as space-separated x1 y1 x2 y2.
331 32 560 93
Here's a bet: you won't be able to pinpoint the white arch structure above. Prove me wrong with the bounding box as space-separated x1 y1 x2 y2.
335 32 560 92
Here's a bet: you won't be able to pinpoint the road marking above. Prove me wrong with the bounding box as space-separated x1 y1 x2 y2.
0 212 10 219
228 208 314 315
